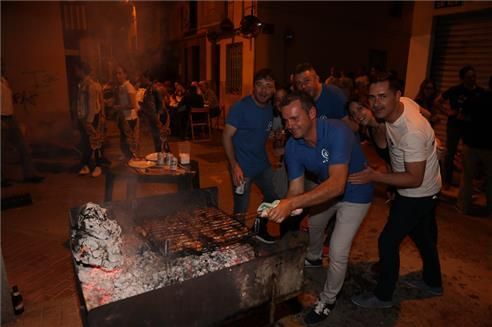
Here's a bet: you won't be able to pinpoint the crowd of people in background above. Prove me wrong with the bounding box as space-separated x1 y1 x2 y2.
65 61 223 178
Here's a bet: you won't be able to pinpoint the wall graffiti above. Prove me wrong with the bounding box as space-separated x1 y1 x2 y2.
14 70 60 110
13 90 39 111
22 70 59 89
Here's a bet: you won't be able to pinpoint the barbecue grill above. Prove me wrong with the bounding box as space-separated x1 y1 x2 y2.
70 187 307 326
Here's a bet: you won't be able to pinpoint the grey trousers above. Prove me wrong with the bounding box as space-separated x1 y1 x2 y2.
307 200 371 304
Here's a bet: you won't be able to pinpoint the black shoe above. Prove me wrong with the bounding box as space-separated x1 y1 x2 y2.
403 279 443 296
254 231 276 244
304 300 335 325
23 176 45 183
304 258 323 268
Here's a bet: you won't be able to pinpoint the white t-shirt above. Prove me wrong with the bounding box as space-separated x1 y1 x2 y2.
118 80 138 120
385 97 442 197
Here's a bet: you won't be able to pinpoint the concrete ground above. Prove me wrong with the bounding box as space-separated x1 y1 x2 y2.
1 121 491 326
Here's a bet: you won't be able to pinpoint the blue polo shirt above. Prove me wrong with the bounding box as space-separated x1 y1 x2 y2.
285 119 373 203
315 84 347 120
226 95 273 177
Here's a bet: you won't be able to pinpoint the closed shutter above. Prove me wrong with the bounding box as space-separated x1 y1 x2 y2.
431 9 492 92
430 9 492 157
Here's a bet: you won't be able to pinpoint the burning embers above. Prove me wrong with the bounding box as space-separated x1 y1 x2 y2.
72 204 255 310
78 243 255 310
72 202 124 270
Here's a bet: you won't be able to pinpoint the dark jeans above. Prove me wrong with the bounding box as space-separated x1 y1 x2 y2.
233 166 278 232
174 106 189 139
117 116 138 159
1 116 36 179
443 121 463 185
374 193 442 301
140 110 162 152
78 114 103 168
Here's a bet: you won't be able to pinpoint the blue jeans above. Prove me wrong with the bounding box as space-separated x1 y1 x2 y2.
233 166 278 215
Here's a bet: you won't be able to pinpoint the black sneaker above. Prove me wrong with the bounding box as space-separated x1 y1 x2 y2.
403 279 443 296
304 300 335 325
304 258 322 268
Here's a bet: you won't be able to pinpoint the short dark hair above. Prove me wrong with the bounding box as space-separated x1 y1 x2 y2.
75 61 91 75
459 65 474 80
254 68 276 84
369 71 402 92
279 91 316 114
294 62 316 75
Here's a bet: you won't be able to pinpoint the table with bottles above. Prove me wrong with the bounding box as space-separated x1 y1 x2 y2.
103 158 200 202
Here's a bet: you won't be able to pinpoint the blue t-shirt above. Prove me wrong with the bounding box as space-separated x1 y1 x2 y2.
315 84 347 120
285 119 373 203
226 95 273 177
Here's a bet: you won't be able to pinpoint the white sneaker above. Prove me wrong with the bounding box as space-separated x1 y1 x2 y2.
91 166 102 177
78 165 90 175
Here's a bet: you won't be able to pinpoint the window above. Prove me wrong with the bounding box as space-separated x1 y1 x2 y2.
226 43 242 94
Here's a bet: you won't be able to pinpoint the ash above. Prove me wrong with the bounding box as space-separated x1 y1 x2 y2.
78 243 255 310
72 202 123 270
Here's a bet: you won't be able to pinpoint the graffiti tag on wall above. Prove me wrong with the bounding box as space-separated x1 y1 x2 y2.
13 90 39 111
14 70 60 111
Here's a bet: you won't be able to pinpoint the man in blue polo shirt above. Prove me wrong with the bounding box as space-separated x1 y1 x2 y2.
223 68 277 244
294 62 358 132
267 91 373 325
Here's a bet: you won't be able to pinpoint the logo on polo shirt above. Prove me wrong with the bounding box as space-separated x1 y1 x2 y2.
266 120 272 131
319 115 328 120
321 148 330 163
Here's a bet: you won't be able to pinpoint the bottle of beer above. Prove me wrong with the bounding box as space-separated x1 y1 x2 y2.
11 285 24 315
162 138 171 154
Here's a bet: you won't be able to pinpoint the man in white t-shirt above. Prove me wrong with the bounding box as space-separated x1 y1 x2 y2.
113 65 138 160
349 72 443 309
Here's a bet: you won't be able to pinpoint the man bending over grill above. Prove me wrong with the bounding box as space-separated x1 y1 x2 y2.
223 68 278 244
266 91 373 325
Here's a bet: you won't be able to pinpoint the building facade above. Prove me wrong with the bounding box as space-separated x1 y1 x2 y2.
169 1 415 116
405 1 492 98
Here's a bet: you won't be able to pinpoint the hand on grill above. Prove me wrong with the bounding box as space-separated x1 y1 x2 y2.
259 200 303 223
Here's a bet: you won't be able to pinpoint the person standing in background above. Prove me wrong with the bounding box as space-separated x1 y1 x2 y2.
74 61 105 177
294 63 357 132
436 65 483 188
113 65 139 160
1 63 44 186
